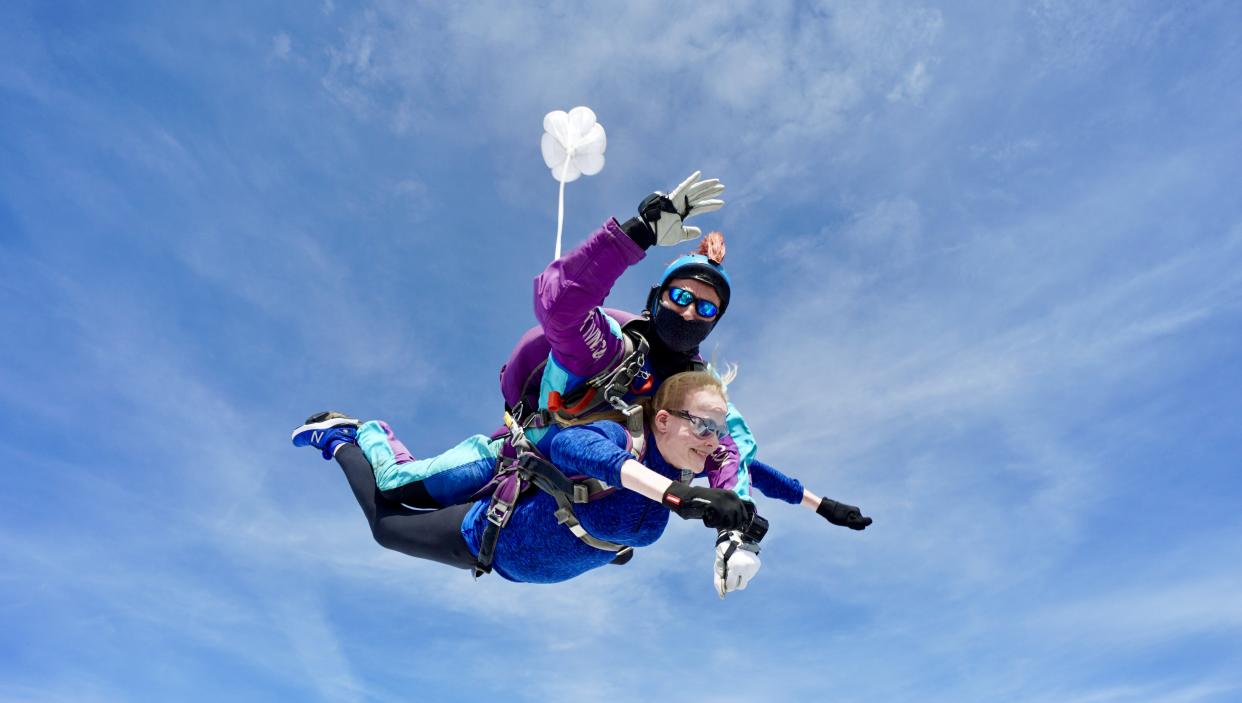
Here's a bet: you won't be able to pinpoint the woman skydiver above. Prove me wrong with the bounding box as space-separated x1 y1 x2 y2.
292 172 871 591
294 372 759 586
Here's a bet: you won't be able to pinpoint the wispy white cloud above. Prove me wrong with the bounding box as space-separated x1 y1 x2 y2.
888 60 932 102
270 32 292 61
309 1 946 211
1034 575 1242 647
1025 0 1155 74
3 2 1240 701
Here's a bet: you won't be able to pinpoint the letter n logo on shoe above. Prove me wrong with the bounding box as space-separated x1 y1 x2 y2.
311 430 324 445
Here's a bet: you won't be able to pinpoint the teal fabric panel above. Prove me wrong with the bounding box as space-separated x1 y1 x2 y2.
359 421 502 493
726 402 756 501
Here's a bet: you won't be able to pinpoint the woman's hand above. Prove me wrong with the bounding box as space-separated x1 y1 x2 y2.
662 482 750 529
801 489 873 531
817 498 873 530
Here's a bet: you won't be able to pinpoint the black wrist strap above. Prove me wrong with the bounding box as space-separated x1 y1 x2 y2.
620 216 656 250
662 481 687 509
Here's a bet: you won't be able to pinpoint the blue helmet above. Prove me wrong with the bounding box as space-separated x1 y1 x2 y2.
646 253 732 317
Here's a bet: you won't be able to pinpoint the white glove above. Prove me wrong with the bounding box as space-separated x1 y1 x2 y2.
639 171 725 246
713 530 762 599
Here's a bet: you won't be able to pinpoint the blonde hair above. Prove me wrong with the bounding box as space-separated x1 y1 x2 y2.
553 371 729 429
704 355 738 389
650 370 728 413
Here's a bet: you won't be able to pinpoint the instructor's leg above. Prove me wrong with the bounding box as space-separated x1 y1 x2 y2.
358 421 500 509
334 443 477 570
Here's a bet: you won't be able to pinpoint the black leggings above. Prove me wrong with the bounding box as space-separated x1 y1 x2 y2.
335 444 478 571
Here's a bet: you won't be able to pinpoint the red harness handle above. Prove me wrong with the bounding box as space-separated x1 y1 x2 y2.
547 387 599 416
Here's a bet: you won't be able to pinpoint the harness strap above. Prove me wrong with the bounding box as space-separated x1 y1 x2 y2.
717 532 739 587
474 521 499 577
552 503 632 554
615 401 646 460
473 467 526 577
473 450 630 577
549 330 649 425
509 450 610 501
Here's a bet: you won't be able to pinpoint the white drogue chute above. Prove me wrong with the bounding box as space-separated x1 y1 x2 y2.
541 106 606 259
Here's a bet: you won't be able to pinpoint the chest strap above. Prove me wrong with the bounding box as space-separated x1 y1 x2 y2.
545 330 650 458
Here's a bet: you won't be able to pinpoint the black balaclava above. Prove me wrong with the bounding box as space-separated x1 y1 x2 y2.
650 306 715 353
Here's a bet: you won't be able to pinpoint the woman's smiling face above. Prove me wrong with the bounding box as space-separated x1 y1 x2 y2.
652 386 729 473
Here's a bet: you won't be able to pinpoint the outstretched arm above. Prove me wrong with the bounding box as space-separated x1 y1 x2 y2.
750 458 873 530
749 458 805 503
619 459 749 531
549 422 753 531
617 457 673 502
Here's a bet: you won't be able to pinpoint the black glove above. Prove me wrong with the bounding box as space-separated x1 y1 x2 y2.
817 498 872 531
662 482 750 530
619 216 656 250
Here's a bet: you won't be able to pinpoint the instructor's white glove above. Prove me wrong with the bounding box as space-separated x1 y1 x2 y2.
639 171 725 246
713 530 762 599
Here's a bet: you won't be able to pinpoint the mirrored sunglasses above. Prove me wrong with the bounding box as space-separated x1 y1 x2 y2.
668 409 728 439
666 286 720 319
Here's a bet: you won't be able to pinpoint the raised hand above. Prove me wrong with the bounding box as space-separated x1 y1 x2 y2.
638 171 725 246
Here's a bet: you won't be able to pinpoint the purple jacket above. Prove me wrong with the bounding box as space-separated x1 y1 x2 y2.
533 217 644 378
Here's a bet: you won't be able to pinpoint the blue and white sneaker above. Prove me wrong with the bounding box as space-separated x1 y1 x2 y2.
291 411 360 460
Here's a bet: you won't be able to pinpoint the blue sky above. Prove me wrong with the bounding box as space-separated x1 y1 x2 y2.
3 1 1241 701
